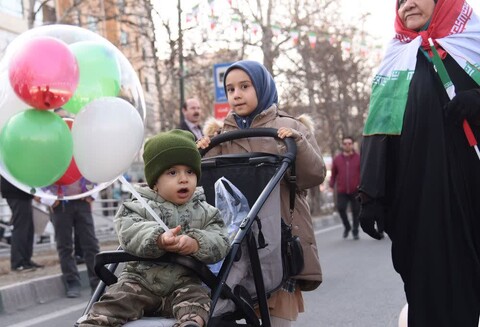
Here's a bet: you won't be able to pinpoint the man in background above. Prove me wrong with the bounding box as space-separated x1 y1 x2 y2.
0 177 43 271
48 179 100 298
329 136 363 240
178 97 203 140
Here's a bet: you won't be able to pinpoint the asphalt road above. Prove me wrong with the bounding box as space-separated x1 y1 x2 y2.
1 222 406 327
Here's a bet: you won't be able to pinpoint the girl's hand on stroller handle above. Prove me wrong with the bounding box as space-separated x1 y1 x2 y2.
196 136 211 149
277 127 302 141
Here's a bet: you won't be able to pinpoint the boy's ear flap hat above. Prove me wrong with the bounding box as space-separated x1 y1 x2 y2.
143 129 201 188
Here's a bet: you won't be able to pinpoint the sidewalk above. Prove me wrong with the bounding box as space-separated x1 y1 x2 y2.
0 213 340 315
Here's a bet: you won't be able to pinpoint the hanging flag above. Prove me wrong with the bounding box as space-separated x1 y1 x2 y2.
341 39 352 55
232 16 241 32
252 21 261 36
308 32 317 49
290 30 299 45
208 0 215 16
210 16 217 30
329 34 336 46
192 4 200 23
272 25 281 38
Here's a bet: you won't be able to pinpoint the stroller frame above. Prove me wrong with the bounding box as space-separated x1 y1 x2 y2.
76 128 297 327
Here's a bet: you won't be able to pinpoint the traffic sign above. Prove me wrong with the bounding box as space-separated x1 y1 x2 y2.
213 62 233 103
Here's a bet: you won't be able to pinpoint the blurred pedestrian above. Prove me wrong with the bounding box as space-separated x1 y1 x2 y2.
178 97 203 141
0 177 43 272
48 179 100 298
329 136 363 240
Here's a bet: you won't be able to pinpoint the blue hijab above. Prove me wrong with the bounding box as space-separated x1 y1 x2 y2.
223 60 278 129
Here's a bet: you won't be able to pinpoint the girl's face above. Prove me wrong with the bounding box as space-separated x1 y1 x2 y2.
154 165 197 205
398 0 436 31
225 69 258 117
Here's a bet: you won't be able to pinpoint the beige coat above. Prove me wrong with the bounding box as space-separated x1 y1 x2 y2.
204 105 326 292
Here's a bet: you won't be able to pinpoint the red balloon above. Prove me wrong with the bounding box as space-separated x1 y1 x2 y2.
55 118 82 185
8 37 79 110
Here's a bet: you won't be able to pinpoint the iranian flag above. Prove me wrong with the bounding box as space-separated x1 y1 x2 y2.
363 0 480 136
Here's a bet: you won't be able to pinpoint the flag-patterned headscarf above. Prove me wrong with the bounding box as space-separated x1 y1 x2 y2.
364 0 480 135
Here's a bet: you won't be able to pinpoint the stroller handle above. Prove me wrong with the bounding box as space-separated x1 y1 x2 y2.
199 128 297 162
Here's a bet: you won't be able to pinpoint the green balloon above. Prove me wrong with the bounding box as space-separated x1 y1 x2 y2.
0 109 73 187
63 41 121 114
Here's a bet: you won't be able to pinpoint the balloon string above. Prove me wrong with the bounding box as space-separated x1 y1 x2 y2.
118 175 170 233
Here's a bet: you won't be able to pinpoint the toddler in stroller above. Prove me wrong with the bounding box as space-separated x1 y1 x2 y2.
77 129 230 327
76 127 309 327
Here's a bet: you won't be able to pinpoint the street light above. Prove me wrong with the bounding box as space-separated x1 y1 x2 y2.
178 0 185 125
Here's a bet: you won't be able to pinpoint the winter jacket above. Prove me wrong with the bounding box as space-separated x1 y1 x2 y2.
114 185 230 296
203 105 326 292
0 177 33 200
329 152 360 194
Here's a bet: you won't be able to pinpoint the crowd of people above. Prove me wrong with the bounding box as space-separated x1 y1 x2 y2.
2 0 480 326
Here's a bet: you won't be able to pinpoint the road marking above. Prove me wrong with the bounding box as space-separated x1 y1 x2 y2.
315 224 342 235
6 303 86 327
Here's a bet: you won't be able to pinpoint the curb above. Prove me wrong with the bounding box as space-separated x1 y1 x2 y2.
0 267 88 315
0 214 340 315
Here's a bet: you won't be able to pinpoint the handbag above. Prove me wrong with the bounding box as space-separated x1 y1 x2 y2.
281 161 305 278
281 218 304 277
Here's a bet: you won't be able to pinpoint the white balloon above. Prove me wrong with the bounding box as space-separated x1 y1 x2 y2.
0 72 30 132
398 303 408 327
72 97 144 183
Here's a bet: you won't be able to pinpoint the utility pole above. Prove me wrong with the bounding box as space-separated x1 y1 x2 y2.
178 0 185 124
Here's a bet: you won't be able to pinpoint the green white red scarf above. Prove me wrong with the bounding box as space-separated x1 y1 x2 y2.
364 0 480 135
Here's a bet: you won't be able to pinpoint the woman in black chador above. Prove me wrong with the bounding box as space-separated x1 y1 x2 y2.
358 0 480 326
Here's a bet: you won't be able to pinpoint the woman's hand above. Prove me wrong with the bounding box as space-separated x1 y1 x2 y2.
277 127 302 140
445 89 480 125
196 136 211 149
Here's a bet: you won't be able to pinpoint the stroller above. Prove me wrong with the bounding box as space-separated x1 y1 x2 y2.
76 128 299 327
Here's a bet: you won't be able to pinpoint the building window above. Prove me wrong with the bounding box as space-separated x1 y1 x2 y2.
120 30 128 45
41 4 56 24
144 77 149 92
87 15 98 33
118 0 125 14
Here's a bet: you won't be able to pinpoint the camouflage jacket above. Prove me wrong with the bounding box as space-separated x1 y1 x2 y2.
114 185 230 296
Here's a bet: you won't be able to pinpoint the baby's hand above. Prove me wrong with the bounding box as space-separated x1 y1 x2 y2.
196 136 211 149
175 235 199 255
157 225 181 250
277 127 302 140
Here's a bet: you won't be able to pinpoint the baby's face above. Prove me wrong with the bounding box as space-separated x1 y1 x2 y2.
225 68 258 117
154 165 197 205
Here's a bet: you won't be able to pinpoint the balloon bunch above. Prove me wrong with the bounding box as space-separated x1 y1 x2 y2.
0 25 146 200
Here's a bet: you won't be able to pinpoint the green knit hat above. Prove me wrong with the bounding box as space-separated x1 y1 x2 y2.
143 129 201 188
